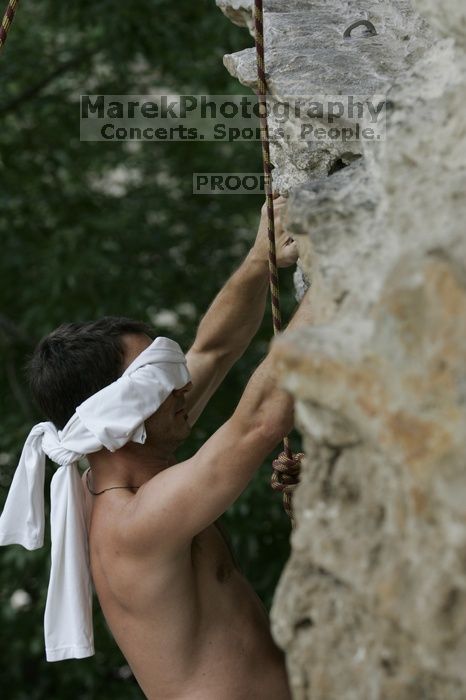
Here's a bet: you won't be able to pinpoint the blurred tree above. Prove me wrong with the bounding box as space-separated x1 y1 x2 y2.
0 1 300 697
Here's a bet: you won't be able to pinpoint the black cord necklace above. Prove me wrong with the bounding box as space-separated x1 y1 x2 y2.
85 468 141 496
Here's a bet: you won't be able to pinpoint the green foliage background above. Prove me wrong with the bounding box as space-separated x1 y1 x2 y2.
0 1 299 697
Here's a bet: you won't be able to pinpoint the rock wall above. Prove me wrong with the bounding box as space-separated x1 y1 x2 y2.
216 1 466 698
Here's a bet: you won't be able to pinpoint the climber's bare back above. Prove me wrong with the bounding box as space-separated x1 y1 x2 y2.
83 478 291 700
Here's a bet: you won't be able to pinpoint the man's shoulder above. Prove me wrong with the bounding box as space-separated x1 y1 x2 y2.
104 478 193 563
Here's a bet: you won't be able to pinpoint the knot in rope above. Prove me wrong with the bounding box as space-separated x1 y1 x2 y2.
271 450 305 521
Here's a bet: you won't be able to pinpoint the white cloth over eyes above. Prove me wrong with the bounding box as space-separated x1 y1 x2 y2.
0 336 190 662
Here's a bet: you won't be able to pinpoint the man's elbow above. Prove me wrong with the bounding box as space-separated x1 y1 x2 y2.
257 408 295 449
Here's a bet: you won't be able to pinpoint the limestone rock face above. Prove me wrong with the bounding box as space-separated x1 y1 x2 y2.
413 0 466 43
216 0 466 697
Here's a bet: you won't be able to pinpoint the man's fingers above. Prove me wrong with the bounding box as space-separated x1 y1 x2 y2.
273 202 287 221
263 194 286 213
285 241 299 260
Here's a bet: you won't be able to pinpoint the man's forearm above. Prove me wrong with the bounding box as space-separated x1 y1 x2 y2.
233 287 314 438
192 249 269 359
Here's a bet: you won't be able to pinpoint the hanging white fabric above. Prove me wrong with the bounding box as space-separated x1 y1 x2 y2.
0 336 190 661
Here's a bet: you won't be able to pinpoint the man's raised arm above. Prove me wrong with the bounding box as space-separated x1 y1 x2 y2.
124 285 320 553
185 196 298 425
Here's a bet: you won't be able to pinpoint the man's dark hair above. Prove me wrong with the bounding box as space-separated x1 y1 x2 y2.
27 316 154 430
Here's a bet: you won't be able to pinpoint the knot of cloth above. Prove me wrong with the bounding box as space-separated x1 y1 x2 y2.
270 450 305 520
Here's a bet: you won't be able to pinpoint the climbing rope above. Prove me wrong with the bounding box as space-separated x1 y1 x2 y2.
271 450 304 524
253 0 304 525
0 0 19 51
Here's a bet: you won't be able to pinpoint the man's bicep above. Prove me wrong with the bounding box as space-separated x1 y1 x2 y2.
127 417 277 551
184 347 235 425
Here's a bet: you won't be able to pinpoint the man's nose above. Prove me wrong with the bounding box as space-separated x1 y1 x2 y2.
173 381 192 395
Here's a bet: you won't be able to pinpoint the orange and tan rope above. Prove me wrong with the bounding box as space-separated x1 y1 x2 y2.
253 0 304 525
0 0 19 51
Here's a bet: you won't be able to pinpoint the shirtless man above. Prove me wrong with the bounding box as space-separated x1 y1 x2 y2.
29 197 313 699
